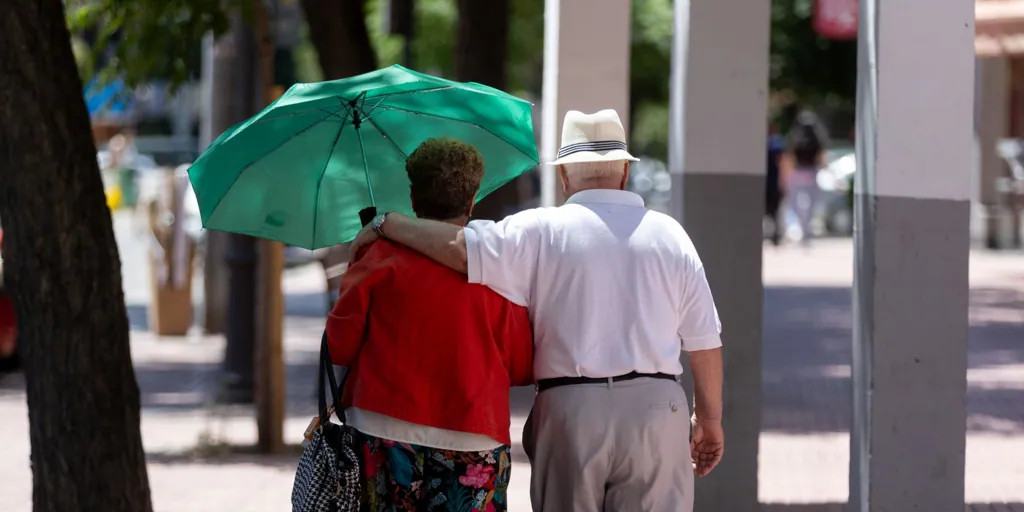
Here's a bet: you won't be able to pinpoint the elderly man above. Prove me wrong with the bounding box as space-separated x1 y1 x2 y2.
351 110 724 511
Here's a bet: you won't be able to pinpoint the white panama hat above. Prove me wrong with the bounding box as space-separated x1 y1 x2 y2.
548 109 639 166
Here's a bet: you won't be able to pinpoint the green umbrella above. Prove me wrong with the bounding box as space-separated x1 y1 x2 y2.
188 64 538 249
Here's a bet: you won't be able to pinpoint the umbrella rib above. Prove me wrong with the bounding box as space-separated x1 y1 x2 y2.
247 106 346 125
360 113 408 160
204 109 345 232
365 85 454 104
310 105 353 249
233 88 451 122
370 104 538 164
358 86 456 119
221 85 506 127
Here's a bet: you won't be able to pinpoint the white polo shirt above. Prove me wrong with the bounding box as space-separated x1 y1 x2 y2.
464 189 722 380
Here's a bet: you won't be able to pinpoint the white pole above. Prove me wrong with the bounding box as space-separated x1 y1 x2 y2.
540 0 561 208
199 33 215 150
667 0 689 222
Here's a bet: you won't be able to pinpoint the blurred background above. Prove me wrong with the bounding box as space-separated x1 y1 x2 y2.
1 0 1023 511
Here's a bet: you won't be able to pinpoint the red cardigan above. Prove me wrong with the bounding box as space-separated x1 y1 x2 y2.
327 240 533 446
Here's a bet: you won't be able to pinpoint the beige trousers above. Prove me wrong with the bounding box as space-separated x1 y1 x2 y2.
524 378 694 512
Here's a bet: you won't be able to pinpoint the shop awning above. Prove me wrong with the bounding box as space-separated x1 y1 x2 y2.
977 0 1024 56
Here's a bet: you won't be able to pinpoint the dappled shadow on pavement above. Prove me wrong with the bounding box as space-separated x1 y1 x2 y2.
763 284 1024 435
126 287 332 333
0 371 25 395
132 348 322 418
145 444 304 468
761 505 847 512
762 285 852 434
760 504 1024 511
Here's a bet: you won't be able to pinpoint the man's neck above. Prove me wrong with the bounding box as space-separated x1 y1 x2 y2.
566 180 625 198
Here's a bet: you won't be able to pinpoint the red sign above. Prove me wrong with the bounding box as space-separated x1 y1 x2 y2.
814 0 859 40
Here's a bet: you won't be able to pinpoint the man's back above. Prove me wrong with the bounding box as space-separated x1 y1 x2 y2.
464 189 721 380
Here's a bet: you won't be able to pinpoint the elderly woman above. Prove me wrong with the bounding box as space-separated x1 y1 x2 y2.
327 137 533 512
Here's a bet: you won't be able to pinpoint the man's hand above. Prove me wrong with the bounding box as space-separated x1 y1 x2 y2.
350 223 379 256
690 417 724 477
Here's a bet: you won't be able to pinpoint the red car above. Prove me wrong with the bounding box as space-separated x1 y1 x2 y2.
0 227 18 373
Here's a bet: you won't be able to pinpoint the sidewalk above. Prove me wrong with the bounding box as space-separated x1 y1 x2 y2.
1 239 1022 511
760 241 1024 509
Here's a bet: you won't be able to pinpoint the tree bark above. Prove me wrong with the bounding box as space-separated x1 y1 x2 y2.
454 0 519 220
454 0 510 87
300 0 377 80
0 1 152 511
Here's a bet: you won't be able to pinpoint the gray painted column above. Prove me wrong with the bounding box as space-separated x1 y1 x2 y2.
539 0 631 207
670 1 770 510
850 0 973 510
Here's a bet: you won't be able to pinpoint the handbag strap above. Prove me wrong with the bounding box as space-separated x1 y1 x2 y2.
318 209 375 428
318 329 350 426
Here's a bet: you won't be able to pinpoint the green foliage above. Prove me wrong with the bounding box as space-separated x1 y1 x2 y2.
293 35 323 83
507 0 545 96
70 36 95 80
770 0 857 115
65 0 245 88
631 102 669 160
631 0 673 105
365 0 542 97
363 0 455 76
68 0 858 152
629 0 673 160
627 0 859 160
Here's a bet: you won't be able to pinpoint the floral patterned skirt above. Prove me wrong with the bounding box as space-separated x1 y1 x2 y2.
360 433 511 512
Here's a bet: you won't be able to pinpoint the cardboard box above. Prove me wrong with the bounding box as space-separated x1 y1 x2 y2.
148 241 195 336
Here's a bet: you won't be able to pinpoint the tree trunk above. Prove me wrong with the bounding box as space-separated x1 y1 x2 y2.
454 0 510 87
300 0 377 80
454 0 519 220
0 2 152 511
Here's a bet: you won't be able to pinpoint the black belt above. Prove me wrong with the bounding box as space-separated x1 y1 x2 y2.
537 372 678 392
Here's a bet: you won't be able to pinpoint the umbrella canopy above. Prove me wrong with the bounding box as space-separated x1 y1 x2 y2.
188 65 538 249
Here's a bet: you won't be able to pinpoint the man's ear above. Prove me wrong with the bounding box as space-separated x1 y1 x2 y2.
558 165 569 190
620 162 631 190
466 194 477 217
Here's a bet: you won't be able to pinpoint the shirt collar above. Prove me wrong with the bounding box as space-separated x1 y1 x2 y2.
564 189 646 208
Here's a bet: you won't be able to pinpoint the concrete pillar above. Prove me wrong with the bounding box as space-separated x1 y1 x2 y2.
539 0 631 207
976 57 1011 248
850 0 973 510
670 1 770 510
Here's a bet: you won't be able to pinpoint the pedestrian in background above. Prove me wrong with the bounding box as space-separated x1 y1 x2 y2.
781 110 829 245
765 121 786 246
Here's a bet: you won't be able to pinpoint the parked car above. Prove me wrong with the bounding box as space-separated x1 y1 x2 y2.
0 224 19 374
817 146 856 235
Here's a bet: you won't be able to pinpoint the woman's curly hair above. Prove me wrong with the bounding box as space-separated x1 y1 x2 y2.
405 137 484 220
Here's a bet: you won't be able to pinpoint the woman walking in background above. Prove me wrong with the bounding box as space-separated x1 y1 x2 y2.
765 121 786 246
781 111 829 245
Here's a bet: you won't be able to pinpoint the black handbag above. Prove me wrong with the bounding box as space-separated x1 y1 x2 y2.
291 331 362 512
